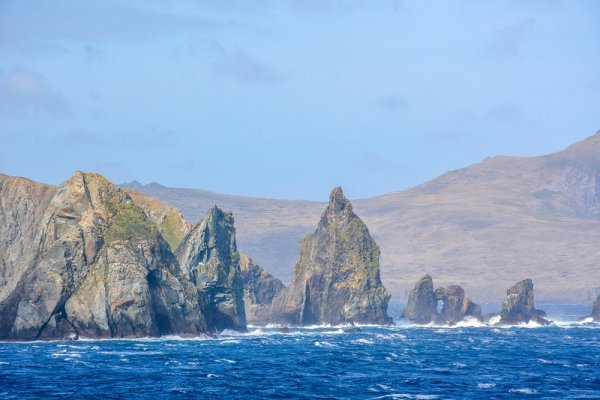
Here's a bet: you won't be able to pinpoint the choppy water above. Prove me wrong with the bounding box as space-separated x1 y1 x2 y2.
1 304 598 399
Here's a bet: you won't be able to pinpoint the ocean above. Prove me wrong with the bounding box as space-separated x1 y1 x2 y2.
1 304 598 399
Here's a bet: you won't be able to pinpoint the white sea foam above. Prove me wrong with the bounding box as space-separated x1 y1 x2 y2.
314 341 337 348
352 338 374 345
218 339 241 345
509 388 536 394
477 383 496 388
214 358 236 364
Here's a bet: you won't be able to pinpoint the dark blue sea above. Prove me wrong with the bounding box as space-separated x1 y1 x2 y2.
1 304 598 399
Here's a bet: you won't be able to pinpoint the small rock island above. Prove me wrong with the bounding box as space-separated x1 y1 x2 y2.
270 187 392 325
499 279 551 325
402 275 481 325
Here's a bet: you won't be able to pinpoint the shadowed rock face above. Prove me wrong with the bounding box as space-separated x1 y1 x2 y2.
402 275 437 324
0 172 207 340
402 275 481 325
239 254 285 325
499 279 551 325
590 295 600 322
270 187 392 325
176 206 246 332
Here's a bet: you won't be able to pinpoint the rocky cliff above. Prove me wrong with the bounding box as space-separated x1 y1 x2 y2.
270 187 392 325
176 206 246 332
0 172 207 340
239 254 285 325
402 275 481 325
499 279 551 325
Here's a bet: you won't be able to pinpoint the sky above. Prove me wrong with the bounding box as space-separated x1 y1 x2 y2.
1 0 599 200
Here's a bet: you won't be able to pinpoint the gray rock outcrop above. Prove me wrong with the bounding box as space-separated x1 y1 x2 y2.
499 279 551 325
0 172 207 340
270 187 392 325
239 254 285 325
401 275 437 324
402 275 481 325
176 206 246 332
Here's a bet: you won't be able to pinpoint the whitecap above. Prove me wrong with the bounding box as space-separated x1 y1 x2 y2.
214 359 236 364
509 388 536 394
352 338 374 345
219 339 240 345
477 383 496 388
314 341 337 348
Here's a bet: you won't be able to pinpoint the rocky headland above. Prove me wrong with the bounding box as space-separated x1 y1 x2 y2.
0 174 393 340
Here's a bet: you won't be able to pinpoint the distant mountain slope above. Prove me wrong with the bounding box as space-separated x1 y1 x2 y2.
124 132 600 303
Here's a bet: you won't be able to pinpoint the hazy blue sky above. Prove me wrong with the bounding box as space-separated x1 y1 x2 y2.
1 1 599 200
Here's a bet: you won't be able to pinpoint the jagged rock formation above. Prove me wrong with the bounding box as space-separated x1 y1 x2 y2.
435 285 482 324
270 187 392 325
499 279 551 325
0 172 207 340
176 206 246 332
402 275 481 324
125 130 600 303
589 295 600 322
239 254 285 325
401 275 437 324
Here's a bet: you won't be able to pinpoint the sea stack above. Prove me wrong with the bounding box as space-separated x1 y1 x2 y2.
499 279 551 325
402 275 481 325
270 187 392 325
176 206 247 332
402 275 437 324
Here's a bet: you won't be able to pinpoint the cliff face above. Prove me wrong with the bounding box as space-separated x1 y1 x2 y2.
401 275 437 324
0 174 57 305
402 275 481 325
0 172 207 340
239 254 284 325
176 206 246 332
271 187 392 325
499 279 551 325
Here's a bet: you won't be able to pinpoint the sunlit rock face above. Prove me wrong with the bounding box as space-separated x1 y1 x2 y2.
0 172 207 340
499 279 551 325
271 187 392 326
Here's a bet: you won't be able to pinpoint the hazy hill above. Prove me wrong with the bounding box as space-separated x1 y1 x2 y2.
124 131 600 303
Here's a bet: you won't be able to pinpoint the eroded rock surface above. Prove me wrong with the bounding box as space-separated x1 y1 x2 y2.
176 206 246 332
239 253 284 325
0 172 207 340
402 275 481 325
270 187 392 325
401 275 437 324
499 279 551 325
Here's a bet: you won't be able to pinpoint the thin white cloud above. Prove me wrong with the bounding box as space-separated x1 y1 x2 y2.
0 68 69 117
377 95 409 111
213 46 283 84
